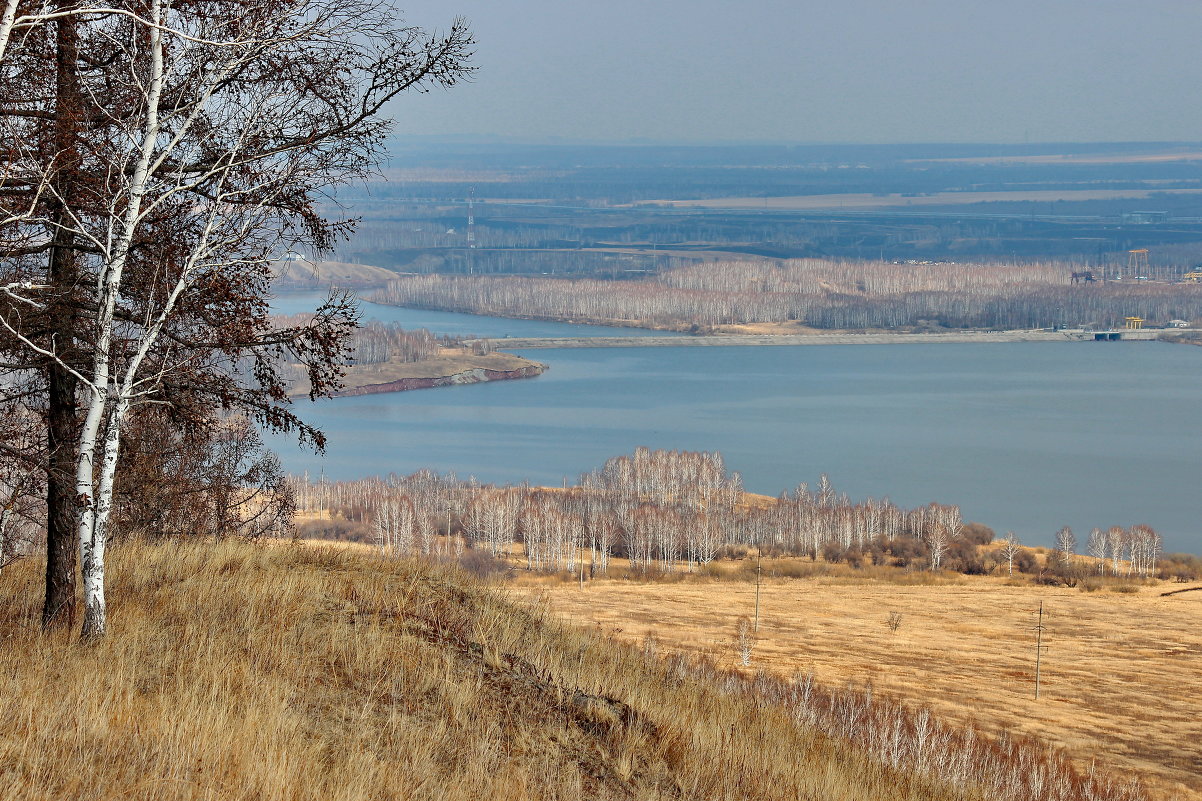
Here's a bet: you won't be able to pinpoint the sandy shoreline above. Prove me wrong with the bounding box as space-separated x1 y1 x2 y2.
486 328 1170 349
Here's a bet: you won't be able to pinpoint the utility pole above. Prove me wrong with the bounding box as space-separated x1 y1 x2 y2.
754 557 763 633
466 187 476 275
578 518 585 591
1033 601 1048 700
318 466 325 517
466 187 476 249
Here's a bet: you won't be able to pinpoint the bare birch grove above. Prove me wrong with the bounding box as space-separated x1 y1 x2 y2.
294 448 977 574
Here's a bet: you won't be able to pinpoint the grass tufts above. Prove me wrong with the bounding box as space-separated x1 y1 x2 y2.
0 540 1147 800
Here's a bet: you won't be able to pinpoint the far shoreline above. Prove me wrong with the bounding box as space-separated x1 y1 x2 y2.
484 328 1179 350
358 298 1196 347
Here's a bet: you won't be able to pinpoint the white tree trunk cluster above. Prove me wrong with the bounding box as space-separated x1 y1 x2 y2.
295 449 973 575
1095 524 1162 578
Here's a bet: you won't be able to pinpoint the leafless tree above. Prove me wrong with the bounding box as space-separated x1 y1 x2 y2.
1107 527 1126 577
1087 528 1107 575
1052 525 1076 572
1054 526 1076 557
923 523 951 571
115 412 293 542
1000 532 1021 577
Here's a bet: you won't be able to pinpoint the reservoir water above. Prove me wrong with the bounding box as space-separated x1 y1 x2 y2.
271 292 682 339
272 295 1202 551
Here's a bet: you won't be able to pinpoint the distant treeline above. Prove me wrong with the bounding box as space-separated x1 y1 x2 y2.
270 314 465 366
294 448 963 574
369 258 1202 330
292 447 1169 581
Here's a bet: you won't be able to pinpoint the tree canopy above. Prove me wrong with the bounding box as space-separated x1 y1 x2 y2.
0 0 474 637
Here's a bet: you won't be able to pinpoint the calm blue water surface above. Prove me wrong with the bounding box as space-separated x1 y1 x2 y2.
271 296 1202 551
272 292 681 339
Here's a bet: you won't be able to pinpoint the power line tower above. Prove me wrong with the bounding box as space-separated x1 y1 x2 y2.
466 187 476 250
464 187 476 275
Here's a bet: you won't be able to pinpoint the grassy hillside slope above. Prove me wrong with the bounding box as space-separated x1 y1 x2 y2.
272 259 397 290
0 542 1143 800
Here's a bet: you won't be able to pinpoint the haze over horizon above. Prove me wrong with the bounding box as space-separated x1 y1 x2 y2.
387 0 1202 146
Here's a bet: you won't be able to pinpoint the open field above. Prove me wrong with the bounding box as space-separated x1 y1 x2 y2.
518 571 1202 799
635 188 1202 211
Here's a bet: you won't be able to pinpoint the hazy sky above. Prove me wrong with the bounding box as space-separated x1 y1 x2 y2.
387 0 1202 145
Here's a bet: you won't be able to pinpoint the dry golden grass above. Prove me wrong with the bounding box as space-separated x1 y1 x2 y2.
271 259 397 290
0 540 1065 801
712 321 827 335
521 567 1202 800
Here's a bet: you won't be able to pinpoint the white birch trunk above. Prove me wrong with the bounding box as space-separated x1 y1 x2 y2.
0 0 19 62
79 0 164 639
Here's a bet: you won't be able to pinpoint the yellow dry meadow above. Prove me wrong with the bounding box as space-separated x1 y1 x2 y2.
518 567 1202 800
0 540 1045 801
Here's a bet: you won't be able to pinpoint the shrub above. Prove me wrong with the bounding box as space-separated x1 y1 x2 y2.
1013 550 1039 574
768 560 832 580
866 541 889 566
942 538 985 574
458 549 512 580
717 544 752 561
295 519 372 543
961 522 996 545
821 540 847 564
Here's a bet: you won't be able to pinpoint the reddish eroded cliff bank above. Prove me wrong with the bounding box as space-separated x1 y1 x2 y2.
333 364 545 397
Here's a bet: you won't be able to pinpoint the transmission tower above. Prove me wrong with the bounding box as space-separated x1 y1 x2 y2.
466 187 476 249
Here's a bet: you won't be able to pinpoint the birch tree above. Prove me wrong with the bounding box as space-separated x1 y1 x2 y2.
923 523 950 571
0 0 473 637
1000 532 1021 577
1087 528 1106 575
1053 525 1076 572
1107 527 1126 577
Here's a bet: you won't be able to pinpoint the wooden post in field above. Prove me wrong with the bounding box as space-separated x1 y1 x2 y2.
1033 601 1047 700
318 467 325 516
754 558 762 633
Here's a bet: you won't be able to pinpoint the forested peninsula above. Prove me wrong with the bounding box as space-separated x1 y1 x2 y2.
275 315 544 397
369 257 1202 333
